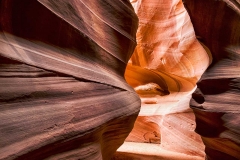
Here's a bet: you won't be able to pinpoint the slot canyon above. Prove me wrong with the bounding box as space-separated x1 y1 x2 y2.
0 0 239 160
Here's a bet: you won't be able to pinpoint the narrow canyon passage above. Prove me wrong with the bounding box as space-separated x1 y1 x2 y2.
116 0 210 159
116 0 240 160
0 0 239 160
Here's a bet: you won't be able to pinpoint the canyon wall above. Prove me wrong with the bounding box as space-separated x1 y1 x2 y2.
117 0 240 159
0 0 239 159
119 0 210 159
184 0 240 159
0 0 140 159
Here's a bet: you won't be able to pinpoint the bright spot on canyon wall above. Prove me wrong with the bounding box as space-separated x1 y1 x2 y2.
119 0 210 159
117 0 240 160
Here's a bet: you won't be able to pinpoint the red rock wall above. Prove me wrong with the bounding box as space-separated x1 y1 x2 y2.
184 0 240 159
0 0 140 159
123 0 210 158
1 0 239 159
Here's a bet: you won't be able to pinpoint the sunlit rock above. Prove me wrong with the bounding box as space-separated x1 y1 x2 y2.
1 0 239 159
120 0 211 159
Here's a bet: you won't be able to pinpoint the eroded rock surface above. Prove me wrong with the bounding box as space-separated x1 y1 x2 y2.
120 0 240 159
1 0 239 159
184 0 240 159
0 0 140 159
121 0 210 159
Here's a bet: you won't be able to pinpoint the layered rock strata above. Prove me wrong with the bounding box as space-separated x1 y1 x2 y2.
0 0 140 159
184 0 240 159
1 0 239 159
119 0 211 159
118 0 240 159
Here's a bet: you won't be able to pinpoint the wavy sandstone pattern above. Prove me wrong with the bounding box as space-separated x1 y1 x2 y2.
1 0 239 159
184 0 240 159
116 0 240 160
0 0 140 159
117 0 210 159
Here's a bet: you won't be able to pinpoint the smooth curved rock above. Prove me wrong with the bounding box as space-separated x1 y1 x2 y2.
184 0 240 159
0 0 140 159
1 0 239 159
121 0 210 159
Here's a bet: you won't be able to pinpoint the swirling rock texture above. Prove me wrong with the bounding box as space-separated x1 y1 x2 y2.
0 0 140 159
115 0 240 160
115 0 211 159
1 0 239 160
183 0 240 159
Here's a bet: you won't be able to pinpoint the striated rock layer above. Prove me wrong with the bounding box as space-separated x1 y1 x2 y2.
0 0 140 159
184 0 240 159
121 0 240 159
1 0 239 159
119 0 211 159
